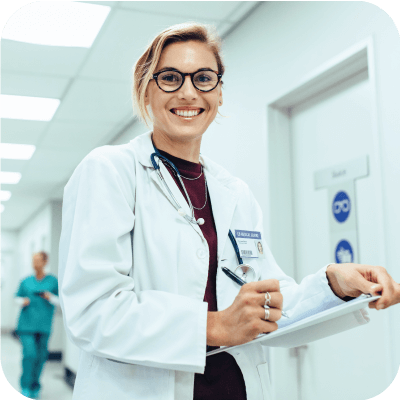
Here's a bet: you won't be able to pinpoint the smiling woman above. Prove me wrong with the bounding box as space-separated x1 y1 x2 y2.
133 23 225 126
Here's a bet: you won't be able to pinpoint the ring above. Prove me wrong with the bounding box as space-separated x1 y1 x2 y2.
264 307 270 321
264 292 271 306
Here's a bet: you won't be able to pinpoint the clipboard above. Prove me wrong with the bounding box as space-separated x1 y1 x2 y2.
207 294 380 356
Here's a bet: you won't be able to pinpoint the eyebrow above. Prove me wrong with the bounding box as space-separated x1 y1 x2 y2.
156 67 216 74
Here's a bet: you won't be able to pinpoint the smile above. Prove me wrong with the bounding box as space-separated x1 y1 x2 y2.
170 108 205 118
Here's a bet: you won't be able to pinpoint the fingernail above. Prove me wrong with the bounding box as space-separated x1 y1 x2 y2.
377 305 383 310
371 285 378 290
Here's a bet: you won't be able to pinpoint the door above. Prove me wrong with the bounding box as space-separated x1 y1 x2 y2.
289 71 392 400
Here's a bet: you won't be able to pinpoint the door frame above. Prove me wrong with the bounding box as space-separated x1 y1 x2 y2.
265 36 395 397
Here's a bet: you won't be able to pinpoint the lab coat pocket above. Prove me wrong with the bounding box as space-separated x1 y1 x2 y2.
256 362 273 400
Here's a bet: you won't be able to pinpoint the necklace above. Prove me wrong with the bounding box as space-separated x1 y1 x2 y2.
167 164 208 211
180 166 203 180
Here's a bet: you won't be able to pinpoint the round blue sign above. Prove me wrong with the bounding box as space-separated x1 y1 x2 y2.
332 191 351 223
335 240 354 263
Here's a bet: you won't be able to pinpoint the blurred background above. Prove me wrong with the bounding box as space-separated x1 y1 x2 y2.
1 1 399 400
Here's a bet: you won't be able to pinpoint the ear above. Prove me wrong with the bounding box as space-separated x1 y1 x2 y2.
218 91 223 107
145 89 150 107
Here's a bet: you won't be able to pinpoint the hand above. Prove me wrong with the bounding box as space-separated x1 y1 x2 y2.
39 291 51 301
22 298 30 307
326 263 400 310
207 279 283 347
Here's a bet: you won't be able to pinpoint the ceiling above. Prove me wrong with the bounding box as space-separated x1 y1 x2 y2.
1 1 260 231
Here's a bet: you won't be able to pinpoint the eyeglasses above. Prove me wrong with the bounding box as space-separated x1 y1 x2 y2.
152 68 222 93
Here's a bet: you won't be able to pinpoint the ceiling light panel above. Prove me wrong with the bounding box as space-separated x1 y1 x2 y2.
2 2 111 48
0 95 60 121
0 191 12 201
1 143 36 160
0 171 21 184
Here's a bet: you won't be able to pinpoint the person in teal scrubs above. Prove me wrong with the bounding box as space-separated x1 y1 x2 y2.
15 251 59 400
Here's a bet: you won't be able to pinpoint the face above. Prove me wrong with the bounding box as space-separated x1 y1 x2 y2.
32 253 46 273
145 40 223 143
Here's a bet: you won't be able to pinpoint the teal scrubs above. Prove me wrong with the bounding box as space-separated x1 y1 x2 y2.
15 274 58 395
16 274 58 334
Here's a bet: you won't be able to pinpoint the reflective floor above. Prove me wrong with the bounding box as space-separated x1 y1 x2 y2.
1 332 73 400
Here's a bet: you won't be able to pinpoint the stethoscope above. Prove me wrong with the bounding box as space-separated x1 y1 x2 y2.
150 143 258 283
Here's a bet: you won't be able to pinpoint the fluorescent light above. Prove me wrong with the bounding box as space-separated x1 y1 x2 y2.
2 2 110 48
0 191 11 201
0 204 4 213
0 95 60 121
1 143 36 160
0 172 21 184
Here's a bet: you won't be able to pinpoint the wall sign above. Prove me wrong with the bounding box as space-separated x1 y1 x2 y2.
314 155 369 264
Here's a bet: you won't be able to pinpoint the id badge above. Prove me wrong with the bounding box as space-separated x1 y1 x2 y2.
235 230 266 259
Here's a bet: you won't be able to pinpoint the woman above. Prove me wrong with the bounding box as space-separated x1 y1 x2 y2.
15 251 59 400
58 22 400 400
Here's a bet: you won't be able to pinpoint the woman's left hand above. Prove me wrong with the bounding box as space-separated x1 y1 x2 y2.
39 291 52 301
326 263 400 310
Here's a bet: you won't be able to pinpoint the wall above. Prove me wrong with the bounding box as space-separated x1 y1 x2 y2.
1 230 18 331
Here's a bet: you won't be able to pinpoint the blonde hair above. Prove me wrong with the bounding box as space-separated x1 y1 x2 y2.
132 22 225 127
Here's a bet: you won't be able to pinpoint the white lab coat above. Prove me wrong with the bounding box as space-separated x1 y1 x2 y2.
58 131 348 400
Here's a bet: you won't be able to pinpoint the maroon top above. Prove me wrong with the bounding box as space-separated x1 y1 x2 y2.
158 149 247 400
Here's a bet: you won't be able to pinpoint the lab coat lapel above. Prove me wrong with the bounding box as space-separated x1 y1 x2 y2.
150 163 203 238
205 171 238 261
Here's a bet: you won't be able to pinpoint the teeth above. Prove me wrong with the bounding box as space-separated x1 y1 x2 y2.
174 109 200 117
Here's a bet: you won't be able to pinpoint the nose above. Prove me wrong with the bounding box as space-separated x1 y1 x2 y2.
177 75 198 100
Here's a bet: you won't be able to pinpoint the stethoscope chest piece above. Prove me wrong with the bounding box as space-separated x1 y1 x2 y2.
234 264 257 283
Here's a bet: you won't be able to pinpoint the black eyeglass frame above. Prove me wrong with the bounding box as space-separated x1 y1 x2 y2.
151 68 223 93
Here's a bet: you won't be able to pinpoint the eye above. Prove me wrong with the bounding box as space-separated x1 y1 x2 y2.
195 73 212 83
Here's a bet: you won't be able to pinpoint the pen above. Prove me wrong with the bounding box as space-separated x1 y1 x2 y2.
222 267 289 318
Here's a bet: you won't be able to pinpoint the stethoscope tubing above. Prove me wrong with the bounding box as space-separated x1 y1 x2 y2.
150 143 251 276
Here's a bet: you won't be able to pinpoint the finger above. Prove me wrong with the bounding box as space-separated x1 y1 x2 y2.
370 268 396 309
258 306 282 322
259 320 278 335
255 291 283 310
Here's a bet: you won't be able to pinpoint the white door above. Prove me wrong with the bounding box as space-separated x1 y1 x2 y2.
289 72 392 400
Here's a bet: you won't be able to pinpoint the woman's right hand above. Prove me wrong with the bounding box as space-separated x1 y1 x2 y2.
22 298 30 307
207 279 283 347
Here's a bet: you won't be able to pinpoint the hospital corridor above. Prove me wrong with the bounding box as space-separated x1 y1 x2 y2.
1 2 400 400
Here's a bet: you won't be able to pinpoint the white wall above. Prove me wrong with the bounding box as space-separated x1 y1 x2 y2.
1 230 18 331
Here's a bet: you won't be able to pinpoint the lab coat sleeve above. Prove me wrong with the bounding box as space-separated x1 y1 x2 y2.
249 190 346 327
58 150 208 374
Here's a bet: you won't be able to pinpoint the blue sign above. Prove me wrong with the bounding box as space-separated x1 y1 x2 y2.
335 240 354 263
235 230 261 239
332 191 351 223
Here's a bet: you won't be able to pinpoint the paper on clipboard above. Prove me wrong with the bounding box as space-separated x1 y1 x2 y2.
207 295 380 356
